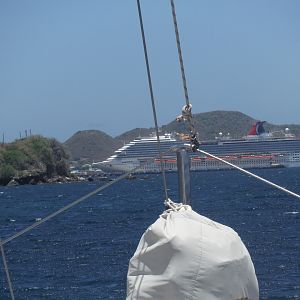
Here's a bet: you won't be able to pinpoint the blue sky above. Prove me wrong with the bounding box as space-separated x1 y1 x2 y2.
1 0 300 142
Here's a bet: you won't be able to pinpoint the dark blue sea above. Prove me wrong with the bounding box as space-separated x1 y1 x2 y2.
0 168 299 299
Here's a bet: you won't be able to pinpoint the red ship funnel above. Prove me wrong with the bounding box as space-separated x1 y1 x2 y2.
247 121 266 136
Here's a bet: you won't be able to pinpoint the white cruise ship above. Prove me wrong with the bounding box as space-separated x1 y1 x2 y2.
94 122 300 173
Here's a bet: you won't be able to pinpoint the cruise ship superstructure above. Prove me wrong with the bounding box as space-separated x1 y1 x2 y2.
95 122 300 173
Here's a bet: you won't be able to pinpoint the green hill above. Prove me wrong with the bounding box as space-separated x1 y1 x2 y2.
0 136 69 185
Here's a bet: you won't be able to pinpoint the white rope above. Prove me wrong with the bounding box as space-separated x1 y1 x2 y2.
161 198 191 218
0 239 15 300
197 148 300 200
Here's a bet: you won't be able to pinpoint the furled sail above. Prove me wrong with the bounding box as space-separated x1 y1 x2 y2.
127 206 259 300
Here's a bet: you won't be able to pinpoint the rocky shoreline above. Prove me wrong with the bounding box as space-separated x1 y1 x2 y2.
5 173 90 186
3 173 145 186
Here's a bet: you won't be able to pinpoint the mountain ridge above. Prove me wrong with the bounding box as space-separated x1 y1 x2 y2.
64 111 300 163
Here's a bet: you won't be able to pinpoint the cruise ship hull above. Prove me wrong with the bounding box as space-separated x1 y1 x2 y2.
98 153 300 174
96 133 300 174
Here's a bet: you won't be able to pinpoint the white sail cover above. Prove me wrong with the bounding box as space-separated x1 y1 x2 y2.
127 205 259 300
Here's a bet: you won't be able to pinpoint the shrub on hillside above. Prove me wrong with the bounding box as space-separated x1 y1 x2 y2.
0 164 16 185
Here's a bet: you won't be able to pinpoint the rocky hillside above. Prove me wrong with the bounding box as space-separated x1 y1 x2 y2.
64 130 122 162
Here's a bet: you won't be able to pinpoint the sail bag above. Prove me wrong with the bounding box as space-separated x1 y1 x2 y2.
127 206 259 300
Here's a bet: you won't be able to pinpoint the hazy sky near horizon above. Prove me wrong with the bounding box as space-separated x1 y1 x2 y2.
1 0 300 142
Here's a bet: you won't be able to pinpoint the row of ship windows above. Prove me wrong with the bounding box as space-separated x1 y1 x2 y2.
120 146 300 156
132 140 300 146
141 159 274 168
123 140 300 147
118 152 289 159
120 148 299 155
119 144 300 152
192 160 272 166
118 150 299 158
120 142 300 149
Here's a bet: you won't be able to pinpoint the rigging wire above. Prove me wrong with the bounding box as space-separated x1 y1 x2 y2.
170 0 199 151
196 148 300 200
170 0 300 201
0 239 15 300
1 143 177 247
136 0 169 201
1 143 175 247
1 2 299 297
170 0 190 107
1 167 140 246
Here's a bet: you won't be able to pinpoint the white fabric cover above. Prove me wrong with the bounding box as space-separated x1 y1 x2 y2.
127 206 259 300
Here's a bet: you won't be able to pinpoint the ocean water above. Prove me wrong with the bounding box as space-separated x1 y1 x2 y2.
0 168 299 299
